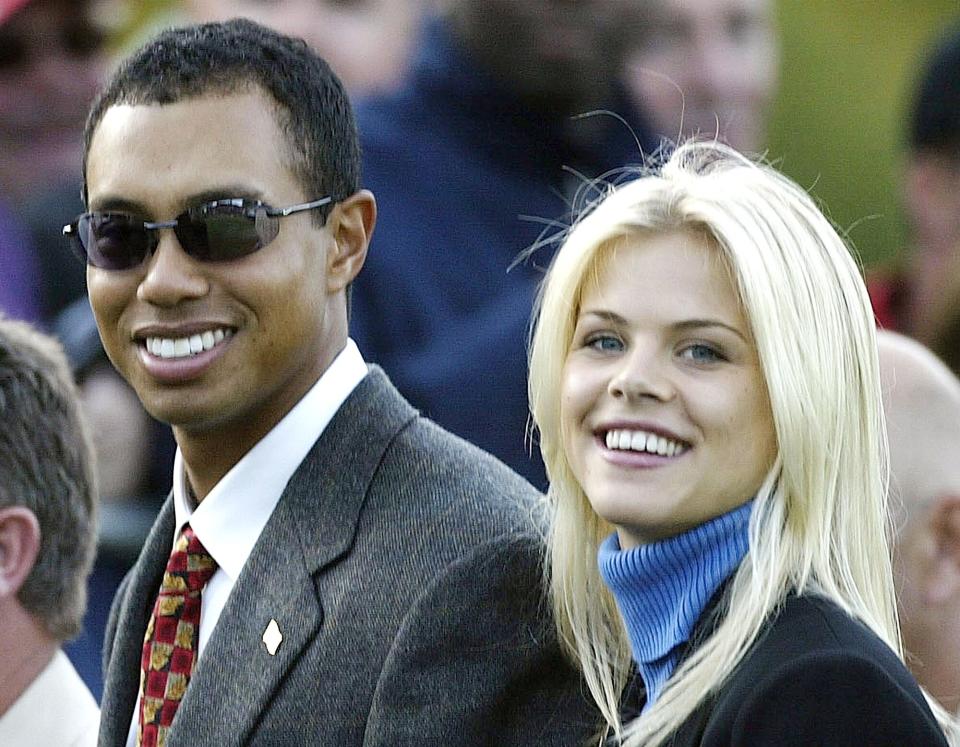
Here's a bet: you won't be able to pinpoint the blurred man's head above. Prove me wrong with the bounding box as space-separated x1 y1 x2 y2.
0 0 105 199
184 0 423 95
446 0 644 112
0 317 97 643
623 0 778 153
902 24 960 343
880 330 960 712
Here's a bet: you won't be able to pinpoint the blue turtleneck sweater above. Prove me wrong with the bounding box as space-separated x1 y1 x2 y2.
597 501 752 709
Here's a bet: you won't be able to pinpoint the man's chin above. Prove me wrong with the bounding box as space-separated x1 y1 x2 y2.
140 397 219 433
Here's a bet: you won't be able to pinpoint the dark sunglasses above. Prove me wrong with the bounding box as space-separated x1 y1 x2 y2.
63 197 332 270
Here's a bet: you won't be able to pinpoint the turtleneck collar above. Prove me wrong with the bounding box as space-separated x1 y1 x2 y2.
598 500 752 709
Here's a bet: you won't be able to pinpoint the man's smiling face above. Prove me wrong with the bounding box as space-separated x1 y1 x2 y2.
85 89 343 450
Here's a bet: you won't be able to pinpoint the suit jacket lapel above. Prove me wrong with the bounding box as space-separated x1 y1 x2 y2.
99 498 176 747
168 509 323 746
168 367 417 745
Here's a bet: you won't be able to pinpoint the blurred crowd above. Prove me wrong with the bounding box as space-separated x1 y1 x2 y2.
0 0 958 714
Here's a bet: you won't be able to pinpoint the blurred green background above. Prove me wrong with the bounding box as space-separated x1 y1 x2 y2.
768 1 960 268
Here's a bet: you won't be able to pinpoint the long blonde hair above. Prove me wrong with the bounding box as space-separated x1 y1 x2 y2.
528 142 951 744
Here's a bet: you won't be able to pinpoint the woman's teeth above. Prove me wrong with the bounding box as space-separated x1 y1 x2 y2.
604 428 686 457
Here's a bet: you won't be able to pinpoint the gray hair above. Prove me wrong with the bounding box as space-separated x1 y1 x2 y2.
0 317 97 640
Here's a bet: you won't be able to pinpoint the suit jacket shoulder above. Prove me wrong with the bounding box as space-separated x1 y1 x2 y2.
673 594 947 746
100 368 596 747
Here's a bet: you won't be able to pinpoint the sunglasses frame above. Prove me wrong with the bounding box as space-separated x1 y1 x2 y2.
63 196 333 270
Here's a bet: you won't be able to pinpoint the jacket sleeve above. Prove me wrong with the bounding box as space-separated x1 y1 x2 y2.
717 651 949 747
362 534 599 747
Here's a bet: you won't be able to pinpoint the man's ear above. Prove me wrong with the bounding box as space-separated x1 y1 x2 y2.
0 507 41 600
326 189 377 294
923 494 960 605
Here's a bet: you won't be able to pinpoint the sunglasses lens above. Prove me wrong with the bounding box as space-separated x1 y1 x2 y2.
74 200 292 269
79 213 151 270
180 205 266 261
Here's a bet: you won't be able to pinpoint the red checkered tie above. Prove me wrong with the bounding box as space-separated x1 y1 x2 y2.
137 524 217 747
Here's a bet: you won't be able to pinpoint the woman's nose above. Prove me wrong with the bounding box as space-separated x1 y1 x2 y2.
608 349 675 402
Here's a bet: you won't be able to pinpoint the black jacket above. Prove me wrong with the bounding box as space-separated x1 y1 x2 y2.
626 593 947 746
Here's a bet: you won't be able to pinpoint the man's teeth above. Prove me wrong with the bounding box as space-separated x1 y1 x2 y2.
146 329 232 359
604 429 685 457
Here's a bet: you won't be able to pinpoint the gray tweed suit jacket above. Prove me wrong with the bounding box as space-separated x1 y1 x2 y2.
98 367 596 746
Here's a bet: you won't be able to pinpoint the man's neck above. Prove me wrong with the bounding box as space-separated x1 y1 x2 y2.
0 603 57 717
173 337 349 502
176 428 259 503
174 380 321 502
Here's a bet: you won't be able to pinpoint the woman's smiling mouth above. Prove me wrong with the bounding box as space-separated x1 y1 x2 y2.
601 428 690 457
603 428 690 457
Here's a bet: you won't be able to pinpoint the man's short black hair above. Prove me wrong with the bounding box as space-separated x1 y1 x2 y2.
910 23 960 154
82 19 360 222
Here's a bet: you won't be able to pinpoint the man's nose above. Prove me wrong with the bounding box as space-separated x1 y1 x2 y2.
136 232 209 307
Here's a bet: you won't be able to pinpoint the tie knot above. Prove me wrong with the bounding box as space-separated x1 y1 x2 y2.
167 523 218 593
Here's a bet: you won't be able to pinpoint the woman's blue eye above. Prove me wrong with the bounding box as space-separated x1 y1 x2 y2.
681 343 723 362
587 335 623 352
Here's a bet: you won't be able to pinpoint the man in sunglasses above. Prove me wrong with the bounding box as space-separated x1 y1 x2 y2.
77 19 594 747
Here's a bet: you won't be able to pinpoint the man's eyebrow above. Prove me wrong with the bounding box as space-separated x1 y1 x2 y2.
88 196 147 214
88 186 267 215
187 187 266 205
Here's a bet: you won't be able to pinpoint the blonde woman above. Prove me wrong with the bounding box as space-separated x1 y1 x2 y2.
528 142 955 746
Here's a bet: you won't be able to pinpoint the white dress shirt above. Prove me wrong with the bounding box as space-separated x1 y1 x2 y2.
125 340 367 747
0 649 100 747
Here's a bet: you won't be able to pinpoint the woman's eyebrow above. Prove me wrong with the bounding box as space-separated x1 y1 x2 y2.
672 318 749 343
579 310 748 342
578 309 628 325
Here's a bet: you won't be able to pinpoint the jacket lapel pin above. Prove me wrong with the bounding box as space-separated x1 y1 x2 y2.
262 618 283 656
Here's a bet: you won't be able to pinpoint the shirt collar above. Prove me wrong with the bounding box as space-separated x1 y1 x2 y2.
172 338 367 580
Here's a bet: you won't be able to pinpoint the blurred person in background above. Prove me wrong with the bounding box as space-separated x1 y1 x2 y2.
351 0 657 488
1 0 175 699
622 0 779 153
880 330 960 715
0 0 105 318
184 0 426 96
871 23 960 348
0 318 99 746
931 262 960 374
0 0 164 503
0 198 41 324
